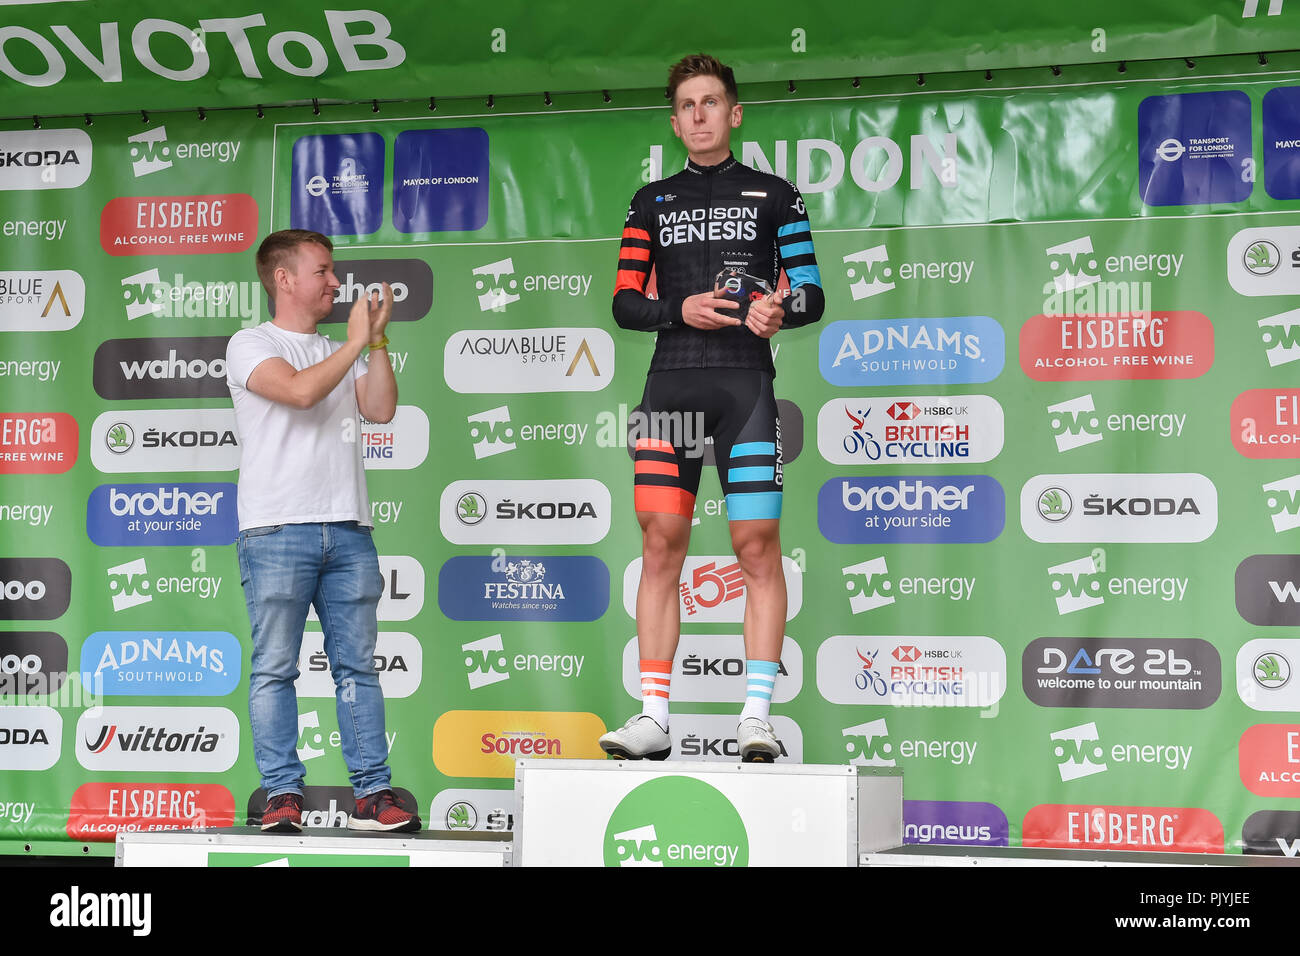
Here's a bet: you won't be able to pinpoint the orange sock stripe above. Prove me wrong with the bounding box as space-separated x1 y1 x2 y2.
640 659 672 673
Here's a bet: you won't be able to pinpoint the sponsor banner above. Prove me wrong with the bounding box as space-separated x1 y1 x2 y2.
841 555 977 615
444 328 614 393
840 716 977 768
431 710 606 778
104 556 224 614
361 405 429 470
86 482 238 546
290 132 385 237
90 408 240 473
903 800 1009 847
308 555 424 622
467 256 593 313
1227 226 1300 296
817 395 1004 465
0 631 68 696
75 706 240 773
67 783 236 841
622 554 804 623
0 270 84 331
322 259 433 323
1236 639 1300 712
1023 804 1223 853
80 631 241 697
1263 87 1300 202
816 635 1006 708
1236 555 1300 626
1260 308 1300 368
460 634 588 692
0 412 77 474
127 126 243 178
1023 637 1220 709
1021 473 1217 543
393 128 491 233
820 475 1005 544
620 635 802 704
1051 720 1194 782
0 706 61 771
440 479 611 545
1238 724 1300 796
673 714 803 763
438 555 610 622
295 631 422 699
1241 809 1300 857
1231 388 1300 458
0 557 72 620
818 317 1005 387
1137 90 1253 207
429 788 516 833
1046 393 1189 452
100 194 258 256
0 129 92 190
1019 311 1213 380
92 336 231 399
247 786 418 829
1046 553 1191 616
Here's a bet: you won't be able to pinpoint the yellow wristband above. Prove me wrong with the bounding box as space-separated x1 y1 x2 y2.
368 335 389 351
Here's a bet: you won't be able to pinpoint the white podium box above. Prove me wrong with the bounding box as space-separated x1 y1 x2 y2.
115 827 512 867
513 759 902 867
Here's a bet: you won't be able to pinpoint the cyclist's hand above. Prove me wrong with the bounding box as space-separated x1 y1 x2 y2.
682 290 741 329
746 289 786 339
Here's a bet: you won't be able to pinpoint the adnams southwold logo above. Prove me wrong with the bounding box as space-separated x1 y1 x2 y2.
0 270 84 331
1260 308 1300 367
461 634 585 690
127 126 241 178
471 257 593 312
0 130 91 190
603 776 749 867
1047 394 1187 452
1051 720 1192 782
841 717 977 768
818 317 1004 388
444 328 613 394
76 706 238 772
1022 473 1216 543
81 631 241 698
841 556 974 614
841 244 973 301
1263 473 1300 533
1046 549 1189 615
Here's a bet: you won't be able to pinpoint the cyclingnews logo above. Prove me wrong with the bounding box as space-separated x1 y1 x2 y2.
620 634 802 704
0 270 85 332
840 556 975 614
444 328 613 394
904 800 1010 847
603 776 749 867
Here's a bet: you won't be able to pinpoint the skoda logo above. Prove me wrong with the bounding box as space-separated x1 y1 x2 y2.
1253 651 1291 689
1244 240 1281 276
105 422 134 454
1038 487 1072 521
456 492 488 525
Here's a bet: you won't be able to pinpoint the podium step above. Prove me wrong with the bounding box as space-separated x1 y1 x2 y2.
513 759 901 867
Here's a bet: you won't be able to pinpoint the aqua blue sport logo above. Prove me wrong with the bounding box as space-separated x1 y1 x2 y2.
818 317 1004 387
86 483 238 546
80 631 241 697
438 555 609 622
818 475 1005 543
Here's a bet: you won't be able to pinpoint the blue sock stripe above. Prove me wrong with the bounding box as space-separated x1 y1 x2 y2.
728 466 775 483
777 221 811 237
730 441 776 460
726 491 783 521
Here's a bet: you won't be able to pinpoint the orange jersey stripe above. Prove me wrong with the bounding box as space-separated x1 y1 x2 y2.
618 245 651 261
622 227 651 242
614 269 648 294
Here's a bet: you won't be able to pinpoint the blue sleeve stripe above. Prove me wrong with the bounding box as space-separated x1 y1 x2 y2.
728 466 775 483
786 264 822 289
730 441 776 459
725 491 783 521
779 240 816 258
777 221 811 237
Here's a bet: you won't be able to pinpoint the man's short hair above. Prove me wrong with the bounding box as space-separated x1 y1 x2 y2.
667 53 738 106
256 229 333 298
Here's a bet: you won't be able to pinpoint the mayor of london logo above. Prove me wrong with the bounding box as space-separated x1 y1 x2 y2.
602 776 748 867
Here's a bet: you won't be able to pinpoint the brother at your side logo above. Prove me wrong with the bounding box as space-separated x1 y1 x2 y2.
603 776 749 867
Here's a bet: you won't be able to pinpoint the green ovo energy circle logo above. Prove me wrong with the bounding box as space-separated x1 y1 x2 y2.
602 776 749 867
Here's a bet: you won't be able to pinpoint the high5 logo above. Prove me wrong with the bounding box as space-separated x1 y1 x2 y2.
610 824 663 867
841 718 896 766
1051 721 1108 781
1047 555 1104 615
1045 236 1101 292
1047 395 1103 452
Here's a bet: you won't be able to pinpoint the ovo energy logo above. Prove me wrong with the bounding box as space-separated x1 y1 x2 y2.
1045 236 1102 292
1048 555 1105 615
602 776 748 867
1052 722 1108 781
842 245 894 299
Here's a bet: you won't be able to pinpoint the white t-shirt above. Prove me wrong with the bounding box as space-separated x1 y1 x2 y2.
226 322 372 531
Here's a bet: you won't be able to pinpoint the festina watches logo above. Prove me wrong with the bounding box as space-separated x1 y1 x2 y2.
1051 722 1108 781
1045 236 1102 292
486 559 561 600
1047 395 1103 452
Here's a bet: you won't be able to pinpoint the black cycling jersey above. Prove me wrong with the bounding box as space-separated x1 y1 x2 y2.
612 154 825 376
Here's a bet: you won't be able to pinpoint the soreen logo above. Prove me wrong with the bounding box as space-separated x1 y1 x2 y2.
819 317 1004 387
602 776 748 867
87 482 237 546
819 475 1004 544
431 711 605 778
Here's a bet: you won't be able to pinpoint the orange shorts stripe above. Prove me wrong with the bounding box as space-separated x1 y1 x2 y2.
634 459 679 478
635 485 695 518
634 438 675 454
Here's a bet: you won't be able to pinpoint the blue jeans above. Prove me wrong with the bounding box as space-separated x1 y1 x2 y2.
237 521 391 799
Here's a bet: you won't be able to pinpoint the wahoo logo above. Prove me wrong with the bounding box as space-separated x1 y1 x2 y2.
611 824 663 867
128 127 172 177
1047 395 1104 452
121 269 163 320
841 557 895 614
842 718 896 767
1263 474 1300 533
1045 236 1102 292
1051 721 1108 781
842 246 894 300
1048 555 1104 614
472 258 519 312
85 724 117 754
468 406 515 459
462 635 510 690
106 558 152 612
1261 311 1300 367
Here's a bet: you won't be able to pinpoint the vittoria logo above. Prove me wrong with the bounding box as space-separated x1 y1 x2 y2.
75 706 239 772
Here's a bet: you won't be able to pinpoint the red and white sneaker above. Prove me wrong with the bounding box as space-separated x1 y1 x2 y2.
348 790 422 833
261 792 303 833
